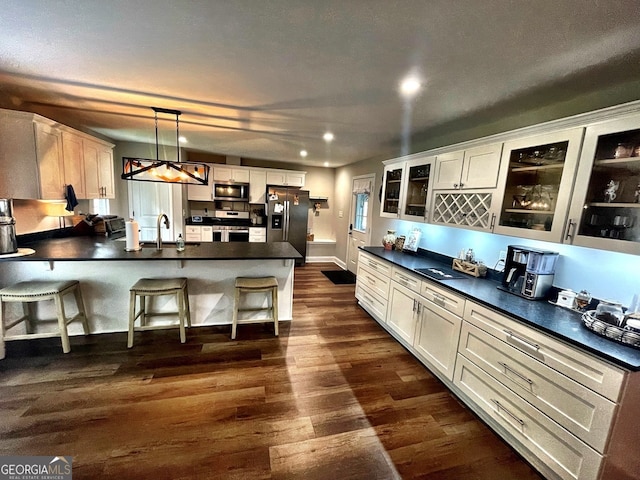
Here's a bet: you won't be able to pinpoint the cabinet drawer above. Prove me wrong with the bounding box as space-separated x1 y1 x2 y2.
421 281 465 317
356 284 387 323
358 252 392 277
459 321 616 453
357 263 391 299
454 355 602 480
391 266 421 293
463 301 625 402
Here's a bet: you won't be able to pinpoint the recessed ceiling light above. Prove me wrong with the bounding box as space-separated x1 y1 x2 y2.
323 132 334 142
399 76 421 98
324 161 329 167
178 136 187 143
300 150 308 158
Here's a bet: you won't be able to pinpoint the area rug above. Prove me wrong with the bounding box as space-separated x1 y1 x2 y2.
321 270 356 285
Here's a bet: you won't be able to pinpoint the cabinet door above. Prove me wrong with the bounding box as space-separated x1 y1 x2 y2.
386 281 419 344
567 114 640 255
34 122 64 199
433 150 464 189
400 156 435 221
82 138 101 199
285 172 305 187
380 163 404 217
214 166 249 183
187 183 212 201
98 146 114 198
494 128 584 242
61 131 86 198
413 300 462 381
249 169 266 203
460 143 503 189
266 170 286 185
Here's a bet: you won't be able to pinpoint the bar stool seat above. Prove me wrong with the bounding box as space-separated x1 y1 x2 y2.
0 280 90 355
232 276 278 340
128 277 191 348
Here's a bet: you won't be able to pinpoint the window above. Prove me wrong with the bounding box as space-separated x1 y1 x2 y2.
353 193 369 232
92 198 110 215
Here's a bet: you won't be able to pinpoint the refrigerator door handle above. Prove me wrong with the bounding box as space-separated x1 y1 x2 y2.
284 200 290 240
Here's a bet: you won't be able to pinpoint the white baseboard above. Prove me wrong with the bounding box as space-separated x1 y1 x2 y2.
306 256 346 270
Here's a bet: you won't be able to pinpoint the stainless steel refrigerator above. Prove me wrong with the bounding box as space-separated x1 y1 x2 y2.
266 186 309 265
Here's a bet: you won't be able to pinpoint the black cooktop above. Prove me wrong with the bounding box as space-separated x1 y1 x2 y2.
414 266 468 280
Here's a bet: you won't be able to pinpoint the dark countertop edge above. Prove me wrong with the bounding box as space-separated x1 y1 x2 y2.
360 246 640 371
2 236 302 262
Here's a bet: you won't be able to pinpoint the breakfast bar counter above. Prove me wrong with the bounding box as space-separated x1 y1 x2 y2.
0 236 302 342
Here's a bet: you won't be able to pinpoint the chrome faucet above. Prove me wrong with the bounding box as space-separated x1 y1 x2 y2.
156 213 170 249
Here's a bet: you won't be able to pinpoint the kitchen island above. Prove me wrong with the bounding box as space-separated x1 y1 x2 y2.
0 236 302 347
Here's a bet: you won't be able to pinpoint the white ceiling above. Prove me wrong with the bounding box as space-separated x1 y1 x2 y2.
1 1 640 167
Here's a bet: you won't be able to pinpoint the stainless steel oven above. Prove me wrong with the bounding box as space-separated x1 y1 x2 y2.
212 225 250 242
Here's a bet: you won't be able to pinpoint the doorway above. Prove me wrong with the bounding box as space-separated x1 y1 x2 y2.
346 174 375 274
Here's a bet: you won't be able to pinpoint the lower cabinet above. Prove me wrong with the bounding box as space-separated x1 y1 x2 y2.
387 280 421 345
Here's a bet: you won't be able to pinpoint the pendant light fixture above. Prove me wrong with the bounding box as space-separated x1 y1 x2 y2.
121 107 210 185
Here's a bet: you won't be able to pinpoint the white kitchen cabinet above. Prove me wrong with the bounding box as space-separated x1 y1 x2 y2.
493 128 584 242
249 227 266 242
201 226 213 242
386 280 421 345
249 169 267 203
566 113 640 255
413 288 463 381
34 121 65 200
83 138 114 198
380 162 405 217
433 143 503 190
431 191 497 231
187 183 213 201
266 170 305 187
61 131 86 198
355 251 392 323
184 225 201 242
213 166 250 183
454 356 603 480
399 155 436 221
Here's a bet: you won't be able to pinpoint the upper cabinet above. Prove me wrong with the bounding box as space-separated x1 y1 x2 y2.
566 114 640 255
266 170 305 187
249 169 266 203
400 156 435 221
380 163 405 217
186 182 213 201
213 166 250 183
493 128 584 242
0 109 114 201
433 143 503 190
83 139 115 198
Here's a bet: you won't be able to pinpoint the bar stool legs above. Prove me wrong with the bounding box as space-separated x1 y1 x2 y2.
232 276 279 340
128 277 191 348
0 280 90 355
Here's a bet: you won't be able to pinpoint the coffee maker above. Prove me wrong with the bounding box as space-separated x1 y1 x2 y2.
500 245 559 299
0 199 18 255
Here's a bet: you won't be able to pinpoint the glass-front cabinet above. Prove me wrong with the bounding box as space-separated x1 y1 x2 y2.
567 114 640 255
400 156 435 221
493 128 584 242
380 164 404 217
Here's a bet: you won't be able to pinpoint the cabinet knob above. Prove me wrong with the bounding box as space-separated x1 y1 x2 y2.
453 183 459 189
459 182 464 188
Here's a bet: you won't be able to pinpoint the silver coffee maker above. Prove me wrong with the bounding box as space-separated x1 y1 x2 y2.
0 199 18 255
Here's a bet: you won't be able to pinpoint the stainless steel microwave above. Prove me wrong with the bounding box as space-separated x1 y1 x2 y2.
213 182 250 202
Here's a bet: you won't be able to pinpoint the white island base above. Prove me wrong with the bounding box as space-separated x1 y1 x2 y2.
0 258 295 343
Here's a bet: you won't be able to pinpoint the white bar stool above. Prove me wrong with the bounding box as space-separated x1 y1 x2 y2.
128 277 191 348
232 276 279 340
0 280 90 355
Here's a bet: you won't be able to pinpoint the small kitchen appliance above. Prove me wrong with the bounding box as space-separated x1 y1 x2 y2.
500 245 559 299
0 198 18 255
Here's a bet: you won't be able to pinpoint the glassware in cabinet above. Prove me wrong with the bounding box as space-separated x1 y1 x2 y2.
567 116 640 254
400 156 435 221
494 128 584 241
380 164 404 217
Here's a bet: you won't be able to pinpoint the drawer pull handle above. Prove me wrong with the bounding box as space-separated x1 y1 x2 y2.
433 294 445 308
498 361 533 386
504 330 540 351
367 276 376 285
368 262 378 270
412 299 417 312
492 399 525 427
363 294 375 305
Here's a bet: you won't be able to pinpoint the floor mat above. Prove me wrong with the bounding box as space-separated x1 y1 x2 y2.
321 270 356 285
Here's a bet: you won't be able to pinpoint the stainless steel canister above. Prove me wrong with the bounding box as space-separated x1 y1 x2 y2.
0 199 18 254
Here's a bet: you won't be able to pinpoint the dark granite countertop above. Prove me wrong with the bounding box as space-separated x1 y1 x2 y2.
1 236 301 261
361 246 640 371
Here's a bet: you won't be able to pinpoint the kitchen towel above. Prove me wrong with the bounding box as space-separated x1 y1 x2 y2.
65 184 79 211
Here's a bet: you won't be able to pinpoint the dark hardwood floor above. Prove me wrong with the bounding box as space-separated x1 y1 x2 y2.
0 262 544 479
